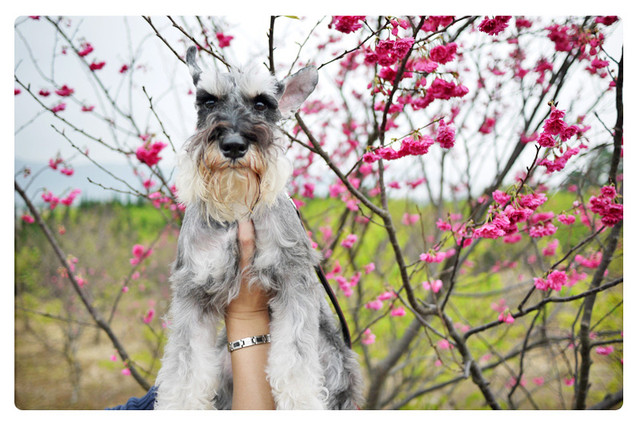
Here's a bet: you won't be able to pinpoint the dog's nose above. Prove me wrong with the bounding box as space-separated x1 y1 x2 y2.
220 134 248 159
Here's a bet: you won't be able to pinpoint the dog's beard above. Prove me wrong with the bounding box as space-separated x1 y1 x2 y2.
196 144 268 222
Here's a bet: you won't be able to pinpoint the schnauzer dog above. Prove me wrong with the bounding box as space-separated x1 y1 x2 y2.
153 47 363 410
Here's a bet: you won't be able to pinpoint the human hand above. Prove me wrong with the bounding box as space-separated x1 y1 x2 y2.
225 220 271 322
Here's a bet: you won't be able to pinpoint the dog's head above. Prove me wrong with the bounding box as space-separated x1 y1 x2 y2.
176 46 318 222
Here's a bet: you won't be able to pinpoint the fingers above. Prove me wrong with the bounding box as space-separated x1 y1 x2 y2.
237 220 255 266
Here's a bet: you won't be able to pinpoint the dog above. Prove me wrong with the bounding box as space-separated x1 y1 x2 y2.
153 47 363 410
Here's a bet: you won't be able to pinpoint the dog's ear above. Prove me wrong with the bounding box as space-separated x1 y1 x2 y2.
276 66 318 118
186 46 203 86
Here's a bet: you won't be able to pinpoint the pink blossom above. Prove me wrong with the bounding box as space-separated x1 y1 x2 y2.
429 43 457 65
435 119 456 149
595 345 614 356
504 233 522 243
216 32 234 48
51 103 66 113
564 377 575 386
21 213 35 223
143 308 155 324
341 234 358 249
390 306 406 317
361 328 376 345
492 190 511 206
119 64 129 73
110 354 118 362
532 377 545 386
364 263 376 274
436 218 451 231
498 311 515 324
89 61 106 71
420 251 446 263
121 368 131 376
478 16 511 36
546 270 567 291
402 213 420 226
479 117 496 134
77 42 94 57
365 299 384 311
329 16 366 34
519 192 547 210
378 291 395 301
473 222 506 239
437 339 454 350
136 141 167 166
39 89 51 97
55 85 74 97
542 239 559 257
557 214 576 225
423 279 443 293
528 222 557 238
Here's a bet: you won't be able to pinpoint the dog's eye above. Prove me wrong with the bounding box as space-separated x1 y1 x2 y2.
204 99 216 109
254 101 267 111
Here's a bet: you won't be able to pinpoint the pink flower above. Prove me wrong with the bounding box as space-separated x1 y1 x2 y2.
438 339 454 350
479 117 495 134
420 251 446 263
110 354 118 362
429 43 457 65
365 299 384 310
361 328 376 345
435 119 456 149
378 291 395 301
564 377 575 386
546 270 567 291
216 32 234 48
364 263 376 274
119 64 129 73
89 61 106 71
595 345 614 356
341 234 358 249
473 222 506 239
436 218 451 231
21 214 35 223
55 84 74 97
51 103 66 113
77 42 94 57
390 306 406 317
121 368 131 376
478 16 511 36
498 311 515 324
81 105 94 112
143 308 155 324
402 213 420 225
39 89 51 97
329 16 366 34
557 214 576 225
542 239 559 257
136 141 167 166
492 190 511 206
423 279 443 293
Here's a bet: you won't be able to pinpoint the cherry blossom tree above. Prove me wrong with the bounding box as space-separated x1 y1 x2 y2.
15 15 622 409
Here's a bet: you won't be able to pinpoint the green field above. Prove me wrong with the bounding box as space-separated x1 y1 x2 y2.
14 194 623 409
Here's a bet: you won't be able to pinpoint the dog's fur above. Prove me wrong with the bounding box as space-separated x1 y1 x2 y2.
153 47 363 410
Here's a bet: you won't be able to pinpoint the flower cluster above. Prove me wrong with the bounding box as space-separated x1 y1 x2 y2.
478 16 512 36
429 42 457 65
130 244 152 266
329 16 366 34
534 269 568 292
136 140 167 166
588 185 623 227
363 134 434 163
365 37 415 67
216 32 233 48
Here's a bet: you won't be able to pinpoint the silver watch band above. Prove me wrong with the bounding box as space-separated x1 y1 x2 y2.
227 334 271 352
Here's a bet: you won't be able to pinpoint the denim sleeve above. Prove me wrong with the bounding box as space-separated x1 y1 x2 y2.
106 386 157 410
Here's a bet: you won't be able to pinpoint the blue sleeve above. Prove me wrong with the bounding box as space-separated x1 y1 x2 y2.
106 386 157 410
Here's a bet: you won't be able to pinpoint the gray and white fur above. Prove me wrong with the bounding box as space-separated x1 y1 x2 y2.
154 47 363 410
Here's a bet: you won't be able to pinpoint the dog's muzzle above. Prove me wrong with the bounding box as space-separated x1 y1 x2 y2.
220 133 248 160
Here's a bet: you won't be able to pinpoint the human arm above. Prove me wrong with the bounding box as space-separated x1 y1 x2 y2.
224 220 275 410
